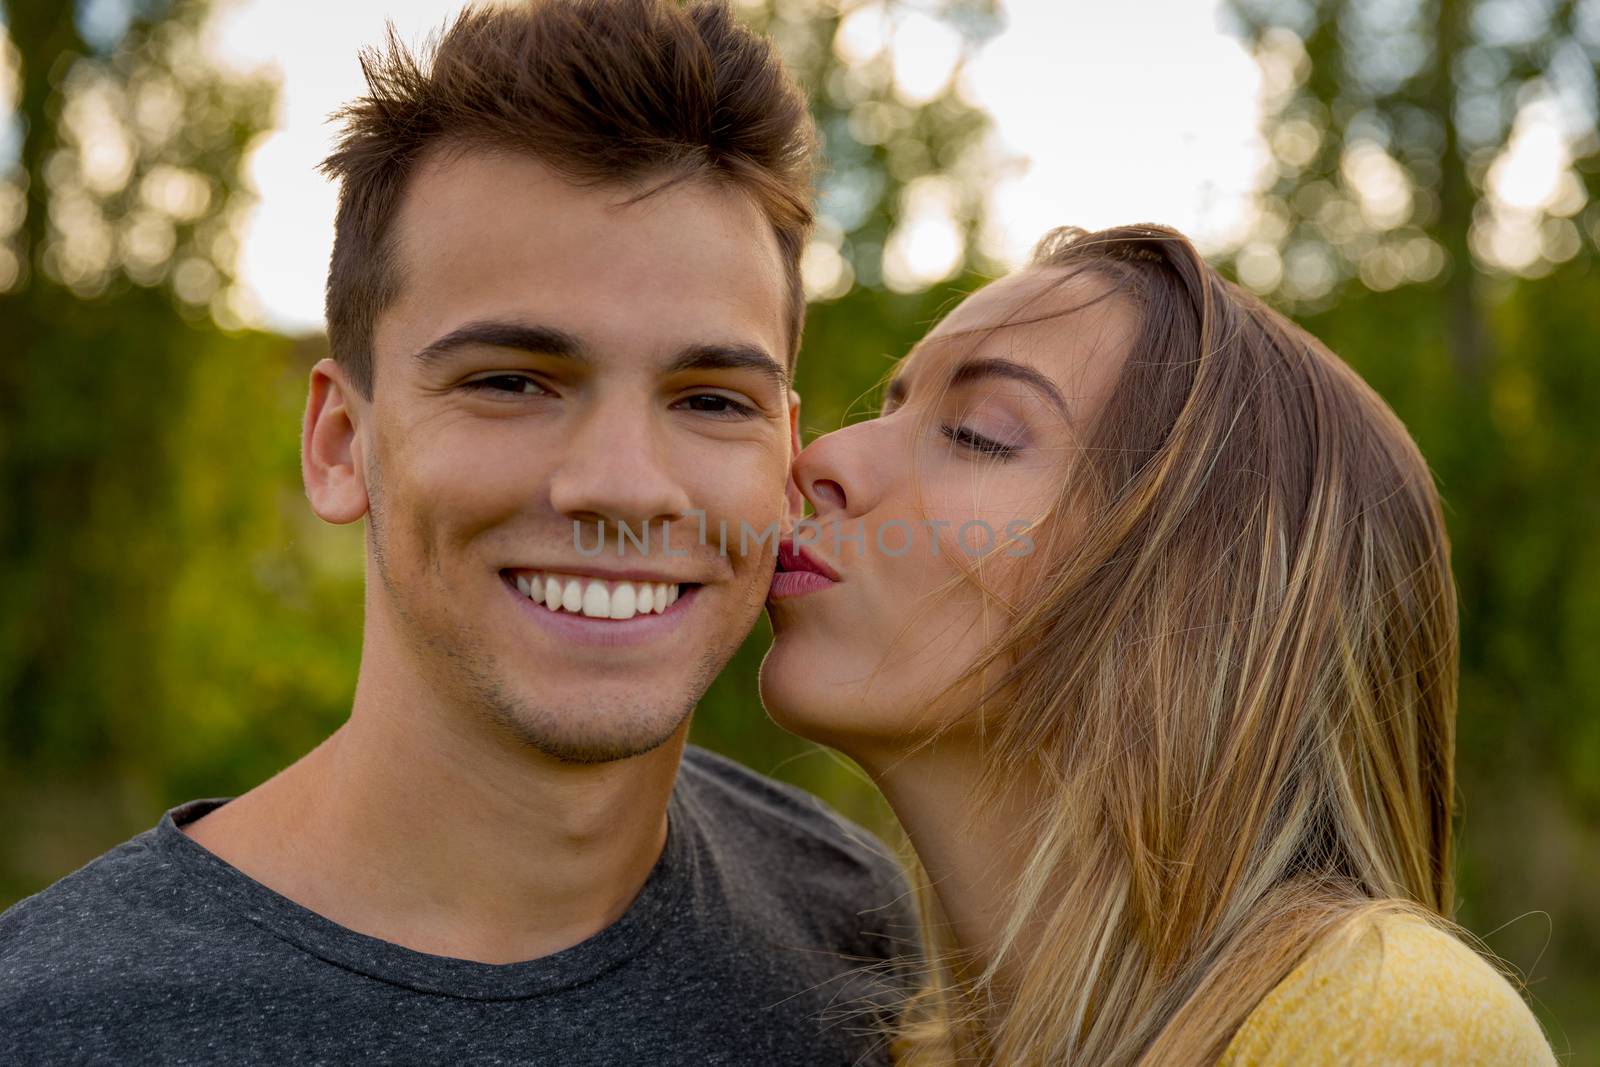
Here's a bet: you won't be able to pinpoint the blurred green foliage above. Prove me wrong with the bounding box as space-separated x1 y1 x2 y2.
1 0 1595 1059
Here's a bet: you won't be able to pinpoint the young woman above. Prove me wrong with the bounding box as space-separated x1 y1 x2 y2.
761 224 1557 1065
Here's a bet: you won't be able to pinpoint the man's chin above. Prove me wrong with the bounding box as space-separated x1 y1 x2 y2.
480 696 694 765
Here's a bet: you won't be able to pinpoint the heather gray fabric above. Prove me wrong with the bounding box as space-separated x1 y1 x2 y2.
0 745 919 1066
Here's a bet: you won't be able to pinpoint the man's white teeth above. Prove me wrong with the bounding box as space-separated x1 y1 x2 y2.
581 582 609 618
608 584 636 620
514 571 680 620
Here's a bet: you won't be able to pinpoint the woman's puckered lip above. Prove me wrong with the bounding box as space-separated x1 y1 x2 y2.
776 537 841 582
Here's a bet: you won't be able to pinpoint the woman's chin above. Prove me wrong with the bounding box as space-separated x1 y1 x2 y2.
758 637 866 750
757 640 824 736
761 624 987 763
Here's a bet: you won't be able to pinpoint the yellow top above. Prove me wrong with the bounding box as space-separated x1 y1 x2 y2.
1218 912 1557 1066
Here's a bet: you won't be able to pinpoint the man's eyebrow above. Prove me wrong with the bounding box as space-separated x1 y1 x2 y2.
410 323 787 392
664 343 790 392
412 320 587 365
949 358 1071 419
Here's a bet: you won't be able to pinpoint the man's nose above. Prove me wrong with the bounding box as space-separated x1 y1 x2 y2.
546 398 693 538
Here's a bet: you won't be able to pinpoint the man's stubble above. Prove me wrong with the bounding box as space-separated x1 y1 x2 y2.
363 448 724 765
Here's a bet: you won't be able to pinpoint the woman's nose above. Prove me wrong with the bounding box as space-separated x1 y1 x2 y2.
791 419 886 522
806 474 845 510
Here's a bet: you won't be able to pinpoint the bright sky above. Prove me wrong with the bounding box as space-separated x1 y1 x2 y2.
205 0 1268 334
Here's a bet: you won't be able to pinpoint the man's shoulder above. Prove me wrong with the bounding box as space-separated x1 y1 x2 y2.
0 806 244 986
1 826 169 965
676 744 921 968
0 824 189 1036
677 745 917 927
679 744 903 878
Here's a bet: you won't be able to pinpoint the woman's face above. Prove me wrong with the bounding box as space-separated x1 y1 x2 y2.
761 266 1133 758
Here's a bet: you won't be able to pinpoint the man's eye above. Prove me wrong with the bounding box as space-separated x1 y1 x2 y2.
677 393 756 418
940 423 1017 459
463 375 551 396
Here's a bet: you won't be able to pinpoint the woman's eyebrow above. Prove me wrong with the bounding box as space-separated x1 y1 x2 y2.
948 357 1072 421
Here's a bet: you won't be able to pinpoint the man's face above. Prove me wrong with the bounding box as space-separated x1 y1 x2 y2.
320 147 797 763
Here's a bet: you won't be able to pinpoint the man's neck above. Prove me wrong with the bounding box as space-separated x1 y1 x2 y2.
180 669 686 965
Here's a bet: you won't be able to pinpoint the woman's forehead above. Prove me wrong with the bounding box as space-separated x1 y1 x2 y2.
903 266 1136 391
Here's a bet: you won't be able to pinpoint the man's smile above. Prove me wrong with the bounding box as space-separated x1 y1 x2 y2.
498 567 706 648
501 566 698 620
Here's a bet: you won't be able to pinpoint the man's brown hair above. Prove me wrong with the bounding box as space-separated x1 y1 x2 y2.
319 0 818 398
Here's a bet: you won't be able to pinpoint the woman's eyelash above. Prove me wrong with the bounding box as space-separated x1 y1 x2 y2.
940 423 1017 458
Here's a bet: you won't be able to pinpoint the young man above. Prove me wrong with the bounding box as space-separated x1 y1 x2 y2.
0 2 917 1063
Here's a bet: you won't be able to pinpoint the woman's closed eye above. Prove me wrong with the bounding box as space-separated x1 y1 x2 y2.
941 422 1018 459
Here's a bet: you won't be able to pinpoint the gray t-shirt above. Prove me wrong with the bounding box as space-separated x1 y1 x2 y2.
0 745 920 1065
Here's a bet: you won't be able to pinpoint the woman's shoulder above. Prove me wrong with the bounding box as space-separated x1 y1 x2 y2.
1218 910 1556 1067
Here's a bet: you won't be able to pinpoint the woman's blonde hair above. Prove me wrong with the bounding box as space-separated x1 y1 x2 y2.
890 224 1459 1065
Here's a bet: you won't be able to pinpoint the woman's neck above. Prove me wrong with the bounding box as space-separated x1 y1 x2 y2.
856 732 1045 985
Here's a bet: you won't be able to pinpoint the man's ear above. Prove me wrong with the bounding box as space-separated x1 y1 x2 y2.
785 387 806 527
303 358 370 525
